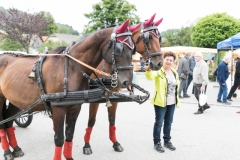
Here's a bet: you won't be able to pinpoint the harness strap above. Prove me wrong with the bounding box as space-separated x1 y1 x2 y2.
35 56 52 112
0 99 42 125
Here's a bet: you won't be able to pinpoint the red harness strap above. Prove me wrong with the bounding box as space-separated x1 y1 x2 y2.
63 141 72 159
84 127 93 143
0 129 10 151
109 125 117 143
53 146 62 160
6 127 18 148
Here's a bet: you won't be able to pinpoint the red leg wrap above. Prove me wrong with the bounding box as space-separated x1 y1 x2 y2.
53 146 62 160
0 129 10 151
109 125 117 143
63 141 72 159
84 127 92 143
6 127 18 148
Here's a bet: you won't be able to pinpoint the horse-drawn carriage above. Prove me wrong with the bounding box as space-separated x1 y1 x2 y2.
0 14 164 160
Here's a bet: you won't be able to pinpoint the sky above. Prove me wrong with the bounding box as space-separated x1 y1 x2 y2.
1 0 240 33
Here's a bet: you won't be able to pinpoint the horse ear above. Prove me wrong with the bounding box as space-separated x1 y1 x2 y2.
144 13 156 26
129 23 141 32
116 19 130 33
154 18 163 26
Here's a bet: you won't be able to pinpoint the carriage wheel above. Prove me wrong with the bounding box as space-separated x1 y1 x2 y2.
14 112 33 128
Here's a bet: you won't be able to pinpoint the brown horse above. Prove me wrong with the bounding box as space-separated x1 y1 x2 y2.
83 13 164 154
0 19 140 160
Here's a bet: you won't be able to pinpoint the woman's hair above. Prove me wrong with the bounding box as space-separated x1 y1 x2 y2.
163 51 176 60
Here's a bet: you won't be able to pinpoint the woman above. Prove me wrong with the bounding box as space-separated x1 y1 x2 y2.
144 51 180 153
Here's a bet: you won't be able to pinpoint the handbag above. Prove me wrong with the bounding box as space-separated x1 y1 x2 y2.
199 91 207 106
212 67 218 77
180 73 187 79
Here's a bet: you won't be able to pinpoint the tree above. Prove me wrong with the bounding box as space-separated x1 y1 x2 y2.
161 29 178 47
0 38 23 51
0 8 51 53
38 40 69 53
161 26 192 47
191 13 240 48
83 0 140 34
39 11 58 35
56 23 79 35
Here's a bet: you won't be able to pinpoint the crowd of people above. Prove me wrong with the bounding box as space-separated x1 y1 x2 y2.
143 50 240 153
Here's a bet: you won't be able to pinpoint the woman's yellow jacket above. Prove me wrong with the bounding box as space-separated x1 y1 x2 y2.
145 67 180 108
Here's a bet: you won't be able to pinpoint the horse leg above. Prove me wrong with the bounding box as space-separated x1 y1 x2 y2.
63 105 81 160
5 103 24 158
0 98 14 160
108 102 124 152
83 103 99 155
52 106 66 160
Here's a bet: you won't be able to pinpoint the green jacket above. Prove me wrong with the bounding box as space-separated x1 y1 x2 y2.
145 67 180 108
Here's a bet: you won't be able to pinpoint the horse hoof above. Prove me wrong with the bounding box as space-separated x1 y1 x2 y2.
66 158 74 160
4 154 14 160
113 142 124 152
13 147 24 157
83 147 92 155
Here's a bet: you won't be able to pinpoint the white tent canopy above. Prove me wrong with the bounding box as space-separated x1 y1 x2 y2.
161 46 217 53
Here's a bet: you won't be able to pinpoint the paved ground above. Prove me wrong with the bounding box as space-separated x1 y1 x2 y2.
0 73 240 160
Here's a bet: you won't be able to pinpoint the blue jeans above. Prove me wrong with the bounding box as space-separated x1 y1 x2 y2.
153 104 175 144
217 81 228 102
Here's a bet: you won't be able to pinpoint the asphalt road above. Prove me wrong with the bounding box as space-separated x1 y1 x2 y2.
1 73 240 160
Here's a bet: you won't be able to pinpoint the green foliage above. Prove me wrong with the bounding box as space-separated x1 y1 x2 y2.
38 40 68 53
56 23 79 35
39 11 58 35
0 38 23 51
208 60 216 81
191 13 240 48
83 0 140 34
161 26 192 47
0 7 51 53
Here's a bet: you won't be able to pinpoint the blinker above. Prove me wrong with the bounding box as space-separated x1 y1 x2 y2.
114 43 124 56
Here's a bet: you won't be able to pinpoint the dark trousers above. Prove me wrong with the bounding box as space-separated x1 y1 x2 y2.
227 79 240 99
193 84 209 112
153 104 175 144
187 74 194 94
179 78 188 96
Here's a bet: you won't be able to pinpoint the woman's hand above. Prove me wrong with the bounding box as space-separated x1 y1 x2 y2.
143 66 151 71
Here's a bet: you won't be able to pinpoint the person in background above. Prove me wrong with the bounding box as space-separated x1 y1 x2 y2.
227 52 240 102
216 54 231 104
143 51 180 153
193 52 210 114
186 52 196 94
177 52 191 98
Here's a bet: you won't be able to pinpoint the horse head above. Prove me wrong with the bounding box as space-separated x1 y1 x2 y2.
99 19 140 88
130 13 164 70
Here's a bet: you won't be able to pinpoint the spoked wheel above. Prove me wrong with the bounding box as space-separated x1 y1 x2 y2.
14 111 33 128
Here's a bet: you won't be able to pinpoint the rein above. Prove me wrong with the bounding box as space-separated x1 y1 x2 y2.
17 53 112 77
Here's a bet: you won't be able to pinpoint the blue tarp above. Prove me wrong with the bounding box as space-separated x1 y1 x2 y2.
217 32 240 50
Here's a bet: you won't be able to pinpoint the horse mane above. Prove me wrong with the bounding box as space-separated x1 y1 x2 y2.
100 24 117 29
78 25 117 42
50 46 67 54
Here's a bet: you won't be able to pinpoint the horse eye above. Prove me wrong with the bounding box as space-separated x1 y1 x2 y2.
149 35 152 39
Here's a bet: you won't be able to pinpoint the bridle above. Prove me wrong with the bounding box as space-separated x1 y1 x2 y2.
135 22 163 66
102 26 135 88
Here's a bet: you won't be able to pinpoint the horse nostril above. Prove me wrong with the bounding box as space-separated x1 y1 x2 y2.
158 62 162 67
123 81 129 87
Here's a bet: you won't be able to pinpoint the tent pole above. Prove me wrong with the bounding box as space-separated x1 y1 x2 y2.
231 46 233 86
